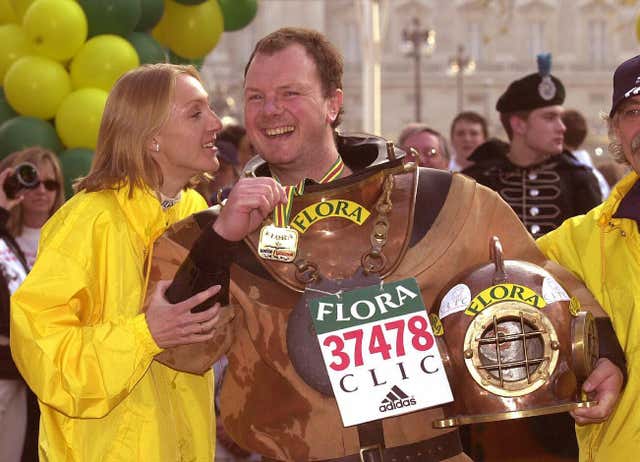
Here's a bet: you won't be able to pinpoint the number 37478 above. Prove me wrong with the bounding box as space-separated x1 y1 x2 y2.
321 315 435 372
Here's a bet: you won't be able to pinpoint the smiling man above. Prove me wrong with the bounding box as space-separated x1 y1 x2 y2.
537 54 640 461
462 54 602 239
151 30 623 462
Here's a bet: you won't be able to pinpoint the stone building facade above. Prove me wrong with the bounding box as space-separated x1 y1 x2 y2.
202 0 638 163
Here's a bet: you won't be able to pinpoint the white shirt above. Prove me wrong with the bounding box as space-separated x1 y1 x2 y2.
16 226 40 269
572 149 611 200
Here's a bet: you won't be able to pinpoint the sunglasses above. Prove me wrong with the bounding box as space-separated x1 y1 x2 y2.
35 180 60 191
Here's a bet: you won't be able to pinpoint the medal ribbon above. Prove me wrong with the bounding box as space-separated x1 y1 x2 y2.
272 155 345 227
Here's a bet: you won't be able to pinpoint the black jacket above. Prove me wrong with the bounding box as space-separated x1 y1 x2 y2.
462 138 602 238
0 207 29 379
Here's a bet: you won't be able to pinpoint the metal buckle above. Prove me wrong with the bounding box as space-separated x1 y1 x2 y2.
359 444 384 462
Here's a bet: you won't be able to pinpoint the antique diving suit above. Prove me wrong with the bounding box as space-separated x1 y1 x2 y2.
145 134 610 462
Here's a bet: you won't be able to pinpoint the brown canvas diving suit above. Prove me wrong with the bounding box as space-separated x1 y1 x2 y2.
145 134 605 462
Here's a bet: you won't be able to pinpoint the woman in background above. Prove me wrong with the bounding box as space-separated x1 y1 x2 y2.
1 147 65 268
0 146 64 462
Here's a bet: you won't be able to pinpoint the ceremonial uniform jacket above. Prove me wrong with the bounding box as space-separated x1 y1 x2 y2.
148 137 607 461
538 171 640 462
462 139 602 238
10 186 215 461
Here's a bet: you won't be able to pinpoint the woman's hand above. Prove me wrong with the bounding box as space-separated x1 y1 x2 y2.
0 168 23 211
145 280 222 349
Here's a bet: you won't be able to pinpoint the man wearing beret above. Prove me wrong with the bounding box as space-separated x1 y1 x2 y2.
537 54 640 461
462 54 602 239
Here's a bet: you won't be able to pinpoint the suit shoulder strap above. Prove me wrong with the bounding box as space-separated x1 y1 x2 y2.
410 168 453 247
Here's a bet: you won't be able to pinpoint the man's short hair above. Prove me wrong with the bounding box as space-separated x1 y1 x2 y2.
562 109 587 149
244 27 344 128
450 111 488 139
499 110 530 140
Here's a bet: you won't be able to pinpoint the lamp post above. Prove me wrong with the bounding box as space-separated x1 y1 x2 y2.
448 45 476 113
401 17 435 122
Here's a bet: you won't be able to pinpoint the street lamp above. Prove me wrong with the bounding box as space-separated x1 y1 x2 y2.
448 45 476 113
401 17 435 122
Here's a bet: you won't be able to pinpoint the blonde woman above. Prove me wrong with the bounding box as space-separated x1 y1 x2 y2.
10 64 224 461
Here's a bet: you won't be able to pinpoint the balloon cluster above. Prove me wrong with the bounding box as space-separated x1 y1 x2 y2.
0 0 257 197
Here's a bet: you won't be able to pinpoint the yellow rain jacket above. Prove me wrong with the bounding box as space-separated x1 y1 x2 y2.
538 171 638 461
10 185 214 461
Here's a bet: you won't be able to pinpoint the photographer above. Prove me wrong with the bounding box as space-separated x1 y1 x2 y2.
1 148 65 269
0 161 38 462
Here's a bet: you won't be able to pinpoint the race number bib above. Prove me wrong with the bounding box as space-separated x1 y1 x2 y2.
309 278 453 426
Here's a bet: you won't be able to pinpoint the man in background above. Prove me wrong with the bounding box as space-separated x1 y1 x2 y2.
462 54 602 239
562 109 611 199
538 53 640 461
397 123 450 170
449 111 487 171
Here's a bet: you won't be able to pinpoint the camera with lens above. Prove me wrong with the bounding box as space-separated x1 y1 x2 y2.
3 162 40 199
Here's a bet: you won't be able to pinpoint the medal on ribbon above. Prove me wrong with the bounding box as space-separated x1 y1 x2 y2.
258 155 346 262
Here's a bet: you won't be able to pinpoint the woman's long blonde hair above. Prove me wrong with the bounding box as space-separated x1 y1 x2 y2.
75 63 205 196
0 147 65 236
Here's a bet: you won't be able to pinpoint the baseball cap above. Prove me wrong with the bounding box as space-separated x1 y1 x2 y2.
609 54 640 117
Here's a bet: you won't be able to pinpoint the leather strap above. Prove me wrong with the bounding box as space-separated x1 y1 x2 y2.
357 420 385 462
595 317 627 386
409 167 453 247
262 431 463 462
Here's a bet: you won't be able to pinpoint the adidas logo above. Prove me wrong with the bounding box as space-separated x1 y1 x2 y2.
378 385 417 413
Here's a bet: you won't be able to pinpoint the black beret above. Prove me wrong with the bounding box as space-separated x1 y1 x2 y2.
496 72 565 113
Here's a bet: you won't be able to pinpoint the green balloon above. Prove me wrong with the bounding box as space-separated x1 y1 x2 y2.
0 116 63 159
127 32 167 64
58 148 94 199
219 0 257 31
78 0 142 38
136 0 164 32
174 0 207 4
0 88 17 127
169 50 203 70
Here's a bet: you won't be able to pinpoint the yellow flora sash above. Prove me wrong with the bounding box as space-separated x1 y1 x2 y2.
464 283 546 316
290 199 370 233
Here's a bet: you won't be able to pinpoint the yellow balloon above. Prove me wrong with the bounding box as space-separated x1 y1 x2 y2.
70 35 139 91
154 0 223 60
23 0 87 62
151 5 172 48
0 23 32 81
4 55 71 119
55 88 107 149
8 0 34 20
0 0 17 24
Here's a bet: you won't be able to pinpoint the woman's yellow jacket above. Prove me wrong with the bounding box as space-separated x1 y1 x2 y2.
10 186 214 461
